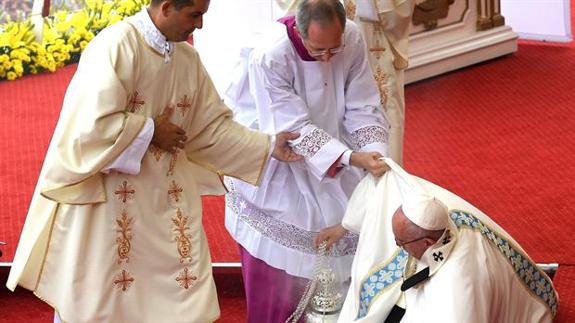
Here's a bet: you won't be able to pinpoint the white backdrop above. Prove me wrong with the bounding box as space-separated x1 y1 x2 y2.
501 0 572 42
194 0 573 94
193 0 285 94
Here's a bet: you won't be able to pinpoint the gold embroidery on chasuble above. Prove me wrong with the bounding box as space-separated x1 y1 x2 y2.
177 94 192 116
373 66 390 107
172 208 193 263
176 267 198 289
113 179 136 288
114 180 135 203
369 25 387 61
167 150 179 176
114 269 135 292
168 180 184 203
127 91 145 113
116 210 134 264
149 144 164 161
344 0 356 20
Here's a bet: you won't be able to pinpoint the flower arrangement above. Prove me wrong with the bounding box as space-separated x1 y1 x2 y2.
0 0 150 81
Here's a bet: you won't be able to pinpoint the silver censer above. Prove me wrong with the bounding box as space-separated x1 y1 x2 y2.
305 267 343 323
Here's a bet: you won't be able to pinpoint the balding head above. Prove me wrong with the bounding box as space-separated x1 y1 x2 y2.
295 0 346 39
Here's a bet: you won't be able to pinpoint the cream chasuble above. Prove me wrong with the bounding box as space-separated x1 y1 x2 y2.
338 159 557 322
279 0 415 165
7 12 271 323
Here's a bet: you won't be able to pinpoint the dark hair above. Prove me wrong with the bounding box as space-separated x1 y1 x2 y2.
151 0 195 10
295 0 346 39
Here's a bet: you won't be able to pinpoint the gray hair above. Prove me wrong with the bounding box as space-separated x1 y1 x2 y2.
295 0 346 39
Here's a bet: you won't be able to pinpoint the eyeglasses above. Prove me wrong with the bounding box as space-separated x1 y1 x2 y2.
395 236 429 248
302 36 345 58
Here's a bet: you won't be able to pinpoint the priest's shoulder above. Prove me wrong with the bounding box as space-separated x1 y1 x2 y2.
82 21 140 54
175 41 201 61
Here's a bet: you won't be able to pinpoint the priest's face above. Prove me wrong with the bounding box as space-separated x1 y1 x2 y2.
301 19 344 62
392 207 430 260
159 0 210 42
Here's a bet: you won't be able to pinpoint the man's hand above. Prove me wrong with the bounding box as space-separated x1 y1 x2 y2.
350 151 389 177
272 132 304 162
315 223 347 251
152 107 187 153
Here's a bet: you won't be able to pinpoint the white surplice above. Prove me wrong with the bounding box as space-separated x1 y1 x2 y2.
224 20 390 280
279 0 415 165
338 159 557 322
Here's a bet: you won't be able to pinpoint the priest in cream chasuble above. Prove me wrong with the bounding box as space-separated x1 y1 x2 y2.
5 2 287 322
338 159 557 322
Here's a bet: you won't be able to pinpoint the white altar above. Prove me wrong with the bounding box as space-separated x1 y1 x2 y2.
404 0 518 83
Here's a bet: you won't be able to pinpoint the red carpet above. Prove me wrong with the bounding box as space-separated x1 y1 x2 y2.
403 40 575 265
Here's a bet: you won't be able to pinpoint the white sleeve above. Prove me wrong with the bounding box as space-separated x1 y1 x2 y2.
101 117 154 175
342 23 390 156
248 53 348 180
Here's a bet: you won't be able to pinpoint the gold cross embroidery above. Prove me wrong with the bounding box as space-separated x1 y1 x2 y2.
177 95 192 116
168 180 183 203
127 91 145 113
114 180 135 203
113 270 135 292
176 267 198 289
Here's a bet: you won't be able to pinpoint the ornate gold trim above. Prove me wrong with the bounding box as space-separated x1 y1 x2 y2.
412 0 456 30
410 0 469 36
172 208 193 263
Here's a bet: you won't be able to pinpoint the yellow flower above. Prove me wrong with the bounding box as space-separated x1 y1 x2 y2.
7 71 17 80
15 65 24 76
12 59 22 69
47 61 56 72
3 60 12 69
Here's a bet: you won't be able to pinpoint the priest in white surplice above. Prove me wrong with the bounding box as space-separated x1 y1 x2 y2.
223 0 391 321
338 159 558 322
278 0 415 165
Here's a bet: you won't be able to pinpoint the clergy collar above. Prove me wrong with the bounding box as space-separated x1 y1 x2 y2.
402 218 458 290
277 15 317 62
129 7 175 63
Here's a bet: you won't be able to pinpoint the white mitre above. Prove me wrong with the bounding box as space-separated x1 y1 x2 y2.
384 158 449 230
